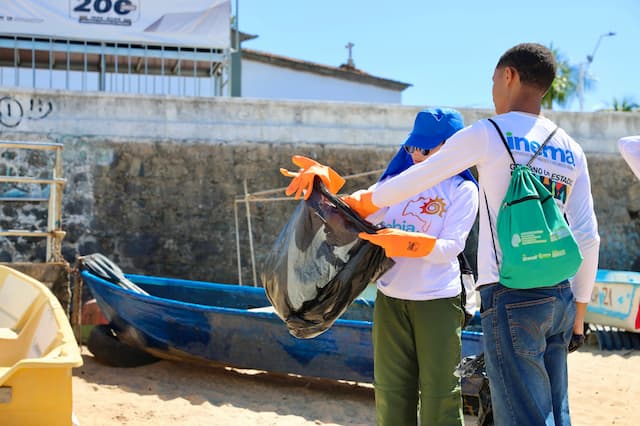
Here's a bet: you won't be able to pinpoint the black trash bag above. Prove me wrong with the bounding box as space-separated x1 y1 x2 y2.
456 353 493 425
261 177 394 339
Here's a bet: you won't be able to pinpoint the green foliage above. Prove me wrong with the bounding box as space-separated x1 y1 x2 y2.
611 97 639 112
542 45 581 110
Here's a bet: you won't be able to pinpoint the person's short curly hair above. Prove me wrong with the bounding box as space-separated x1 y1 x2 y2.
496 43 556 93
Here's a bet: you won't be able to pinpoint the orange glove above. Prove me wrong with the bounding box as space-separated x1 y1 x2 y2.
341 190 380 218
358 228 436 258
280 155 345 200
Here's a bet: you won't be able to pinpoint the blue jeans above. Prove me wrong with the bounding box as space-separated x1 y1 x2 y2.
479 282 575 426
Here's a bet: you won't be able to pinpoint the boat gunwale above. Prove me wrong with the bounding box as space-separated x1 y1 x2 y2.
595 269 640 285
81 270 375 330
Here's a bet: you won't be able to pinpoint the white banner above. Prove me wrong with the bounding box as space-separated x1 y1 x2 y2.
0 0 230 49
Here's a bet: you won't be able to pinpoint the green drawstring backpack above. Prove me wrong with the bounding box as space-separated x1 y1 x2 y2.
486 119 583 289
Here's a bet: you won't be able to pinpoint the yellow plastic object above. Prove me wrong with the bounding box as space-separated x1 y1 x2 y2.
0 265 83 426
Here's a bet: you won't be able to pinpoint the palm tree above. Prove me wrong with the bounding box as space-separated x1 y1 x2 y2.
611 97 639 112
542 45 594 110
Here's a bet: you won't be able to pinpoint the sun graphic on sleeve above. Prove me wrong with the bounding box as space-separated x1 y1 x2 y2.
420 196 447 217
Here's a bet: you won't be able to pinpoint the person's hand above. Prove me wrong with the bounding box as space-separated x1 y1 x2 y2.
341 190 380 218
280 155 345 200
358 228 436 258
573 304 587 335
568 334 585 353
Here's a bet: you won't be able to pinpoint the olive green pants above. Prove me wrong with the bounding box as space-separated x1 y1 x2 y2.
373 291 464 426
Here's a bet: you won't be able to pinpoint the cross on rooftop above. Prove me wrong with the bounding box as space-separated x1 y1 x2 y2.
345 42 355 68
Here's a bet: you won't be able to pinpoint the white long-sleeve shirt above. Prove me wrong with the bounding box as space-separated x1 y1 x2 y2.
366 175 478 301
618 136 640 180
371 112 601 303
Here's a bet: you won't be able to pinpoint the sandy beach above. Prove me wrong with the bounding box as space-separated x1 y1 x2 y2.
71 343 639 426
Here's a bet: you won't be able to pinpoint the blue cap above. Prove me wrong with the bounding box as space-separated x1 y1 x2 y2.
379 107 477 187
403 108 465 150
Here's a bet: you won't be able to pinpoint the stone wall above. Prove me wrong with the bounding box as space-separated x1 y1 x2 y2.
1 89 639 287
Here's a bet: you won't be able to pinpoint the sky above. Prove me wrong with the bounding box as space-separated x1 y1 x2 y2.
237 0 640 112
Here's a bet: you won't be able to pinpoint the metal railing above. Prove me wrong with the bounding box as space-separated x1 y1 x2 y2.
0 140 66 262
0 35 230 97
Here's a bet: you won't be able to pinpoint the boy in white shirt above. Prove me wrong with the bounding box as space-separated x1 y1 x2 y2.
366 108 478 425
282 108 478 425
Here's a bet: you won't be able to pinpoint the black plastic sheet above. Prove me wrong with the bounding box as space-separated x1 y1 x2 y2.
77 253 148 295
261 177 394 339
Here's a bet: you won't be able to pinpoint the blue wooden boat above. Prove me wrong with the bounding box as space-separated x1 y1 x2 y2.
584 269 640 350
81 268 484 383
586 269 640 333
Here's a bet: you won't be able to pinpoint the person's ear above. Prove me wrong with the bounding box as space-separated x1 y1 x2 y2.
504 66 519 86
504 66 513 83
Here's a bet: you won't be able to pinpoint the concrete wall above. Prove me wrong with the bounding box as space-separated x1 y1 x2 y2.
1 89 639 287
242 59 403 104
